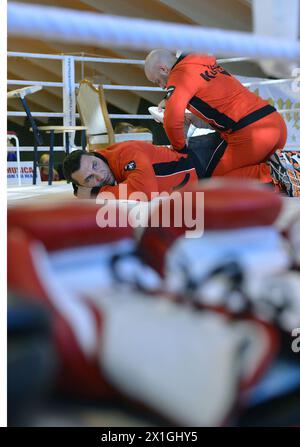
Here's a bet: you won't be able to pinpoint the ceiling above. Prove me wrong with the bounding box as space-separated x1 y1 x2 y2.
8 0 267 125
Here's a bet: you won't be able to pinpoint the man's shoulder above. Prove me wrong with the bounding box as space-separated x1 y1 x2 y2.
103 140 154 150
102 141 158 162
170 54 217 77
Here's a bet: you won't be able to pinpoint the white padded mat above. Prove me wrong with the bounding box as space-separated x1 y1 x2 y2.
7 181 73 206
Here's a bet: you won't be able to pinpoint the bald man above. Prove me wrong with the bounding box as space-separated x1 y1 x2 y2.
144 49 290 187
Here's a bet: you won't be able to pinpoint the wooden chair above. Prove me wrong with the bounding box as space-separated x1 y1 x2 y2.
76 80 153 151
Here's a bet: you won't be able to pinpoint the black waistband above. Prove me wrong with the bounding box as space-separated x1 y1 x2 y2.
231 104 276 132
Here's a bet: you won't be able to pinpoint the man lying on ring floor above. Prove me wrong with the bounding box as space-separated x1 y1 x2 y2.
62 138 300 201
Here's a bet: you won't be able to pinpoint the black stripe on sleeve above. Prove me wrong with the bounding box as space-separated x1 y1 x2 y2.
189 96 237 131
153 157 194 176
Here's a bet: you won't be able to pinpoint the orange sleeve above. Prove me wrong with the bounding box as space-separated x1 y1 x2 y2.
97 145 159 201
164 69 200 151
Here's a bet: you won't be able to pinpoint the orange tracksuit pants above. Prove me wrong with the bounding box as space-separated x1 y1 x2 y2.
212 111 287 183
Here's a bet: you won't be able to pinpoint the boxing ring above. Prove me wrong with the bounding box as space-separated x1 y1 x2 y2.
7 1 300 203
7 1 300 196
6 0 300 429
7 50 300 200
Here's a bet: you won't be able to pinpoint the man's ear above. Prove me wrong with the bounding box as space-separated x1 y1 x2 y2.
159 65 168 75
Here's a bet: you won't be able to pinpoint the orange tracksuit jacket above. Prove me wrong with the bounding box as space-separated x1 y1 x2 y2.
164 54 287 182
95 141 199 201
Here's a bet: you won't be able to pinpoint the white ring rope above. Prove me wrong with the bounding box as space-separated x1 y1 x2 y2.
7 80 163 91
8 2 300 61
7 109 300 119
7 51 255 67
7 51 254 65
7 79 296 91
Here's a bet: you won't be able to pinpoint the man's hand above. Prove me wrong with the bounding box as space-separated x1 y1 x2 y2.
76 185 93 199
157 99 166 112
185 111 213 129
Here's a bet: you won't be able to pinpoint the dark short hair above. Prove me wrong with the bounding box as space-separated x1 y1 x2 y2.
62 150 86 184
62 150 108 184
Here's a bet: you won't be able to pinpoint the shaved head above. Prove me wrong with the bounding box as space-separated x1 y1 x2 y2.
144 49 177 88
